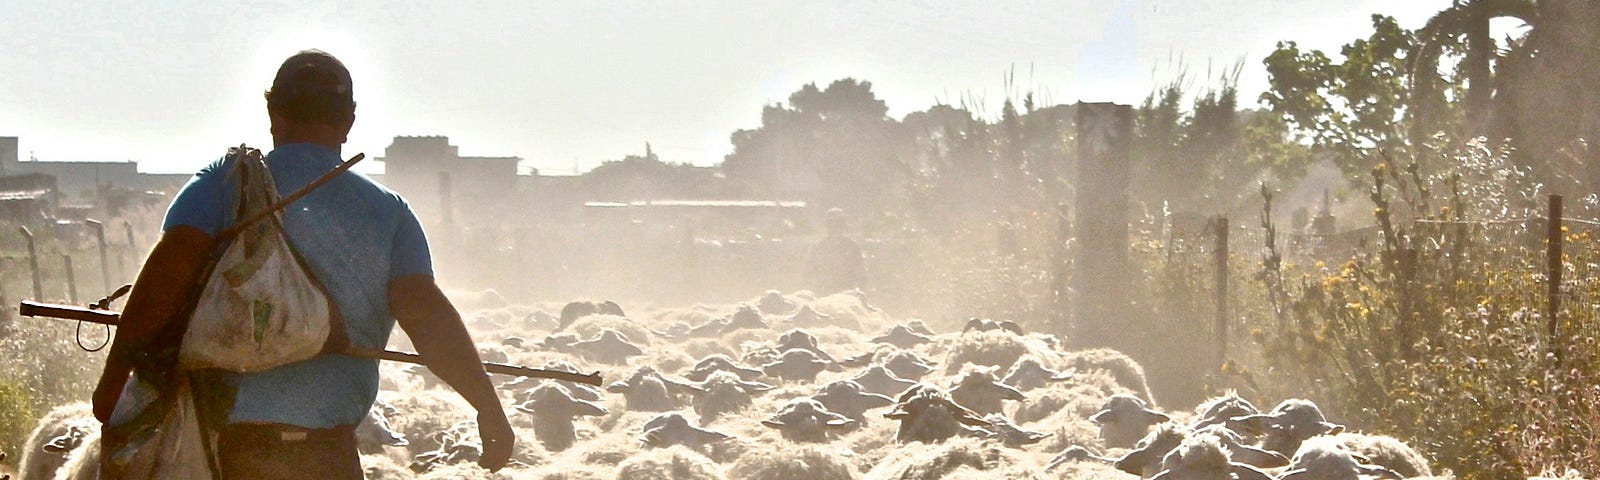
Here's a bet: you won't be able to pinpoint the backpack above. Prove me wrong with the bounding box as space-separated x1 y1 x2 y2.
178 145 349 371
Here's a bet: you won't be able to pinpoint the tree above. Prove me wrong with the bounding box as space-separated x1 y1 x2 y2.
721 79 908 211
1260 15 1418 179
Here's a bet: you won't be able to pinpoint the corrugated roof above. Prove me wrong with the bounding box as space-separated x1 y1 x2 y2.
0 189 49 201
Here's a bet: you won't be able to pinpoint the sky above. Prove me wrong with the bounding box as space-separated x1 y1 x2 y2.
1 0 1451 175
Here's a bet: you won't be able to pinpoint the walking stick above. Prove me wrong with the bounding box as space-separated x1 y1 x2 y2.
18 300 603 386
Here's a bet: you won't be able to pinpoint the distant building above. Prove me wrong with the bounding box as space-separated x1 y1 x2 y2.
0 136 189 208
377 136 522 226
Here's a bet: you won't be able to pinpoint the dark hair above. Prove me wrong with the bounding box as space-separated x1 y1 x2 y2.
264 50 355 125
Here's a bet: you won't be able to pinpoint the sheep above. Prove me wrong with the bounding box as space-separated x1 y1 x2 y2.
1112 422 1191 477
785 305 836 328
947 367 1026 416
19 402 95 480
50 427 99 480
726 444 856 480
410 438 483 473
883 350 935 381
812 380 894 423
522 310 561 331
515 383 609 452
608 366 702 412
1061 348 1158 408
557 300 626 331
852 365 918 398
1150 432 1277 480
961 317 1024 335
724 304 770 331
774 328 836 363
690 370 774 425
756 290 799 316
1233 399 1345 457
883 384 992 444
863 437 1035 480
761 398 856 443
362 453 415 480
356 400 410 454
638 413 733 450
615 446 726 480
1188 390 1259 431
761 349 833 384
1190 424 1289 470
1329 432 1433 478
870 324 933 350
1278 435 1402 480
999 357 1074 392
536 332 581 354
981 414 1050 447
1090 393 1171 449
571 329 646 365
688 317 734 338
682 354 764 383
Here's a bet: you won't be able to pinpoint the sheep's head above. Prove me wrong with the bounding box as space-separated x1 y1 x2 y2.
638 412 732 449
691 371 774 425
884 384 991 444
573 329 646 365
1091 393 1172 449
757 290 797 315
948 367 1026 415
1152 433 1232 480
1114 422 1190 477
1235 399 1345 456
883 350 935 381
761 398 855 442
726 304 768 331
961 318 1023 335
852 365 918 398
812 380 894 422
762 348 832 383
683 354 763 382
871 324 932 349
776 329 834 363
356 401 409 454
1001 357 1074 391
1191 390 1260 431
1190 424 1289 469
515 383 609 451
1279 436 1402 480
608 367 700 411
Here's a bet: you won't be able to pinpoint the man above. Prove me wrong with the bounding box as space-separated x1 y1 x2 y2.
803 208 866 295
91 50 513 478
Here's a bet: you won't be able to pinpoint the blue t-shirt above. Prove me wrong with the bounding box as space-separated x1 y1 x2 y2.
153 143 430 428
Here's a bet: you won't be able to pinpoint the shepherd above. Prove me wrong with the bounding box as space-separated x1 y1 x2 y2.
90 50 513 478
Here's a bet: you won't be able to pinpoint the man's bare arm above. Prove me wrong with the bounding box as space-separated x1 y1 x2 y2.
93 226 216 422
388 275 513 470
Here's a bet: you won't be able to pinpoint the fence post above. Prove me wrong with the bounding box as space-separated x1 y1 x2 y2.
19 226 42 301
123 220 138 277
63 254 78 304
1214 216 1229 371
1546 194 1563 367
87 219 111 294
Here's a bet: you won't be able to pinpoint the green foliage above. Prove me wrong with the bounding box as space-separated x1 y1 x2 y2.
0 380 36 462
1260 15 1424 178
1236 142 1600 478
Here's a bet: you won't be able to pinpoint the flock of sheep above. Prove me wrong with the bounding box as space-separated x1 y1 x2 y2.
10 289 1580 479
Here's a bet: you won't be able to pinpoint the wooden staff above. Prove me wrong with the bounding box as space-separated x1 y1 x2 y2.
18 300 602 386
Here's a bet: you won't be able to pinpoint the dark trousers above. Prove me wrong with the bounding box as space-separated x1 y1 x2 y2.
217 423 362 480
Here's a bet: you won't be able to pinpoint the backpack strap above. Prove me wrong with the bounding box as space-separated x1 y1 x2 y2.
214 146 366 244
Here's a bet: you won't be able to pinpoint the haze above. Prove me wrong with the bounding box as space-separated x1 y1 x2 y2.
2 0 1447 174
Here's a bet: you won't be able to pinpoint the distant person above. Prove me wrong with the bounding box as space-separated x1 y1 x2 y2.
91 50 512 478
804 208 866 295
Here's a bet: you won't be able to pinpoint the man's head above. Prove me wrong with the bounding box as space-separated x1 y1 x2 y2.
265 50 356 146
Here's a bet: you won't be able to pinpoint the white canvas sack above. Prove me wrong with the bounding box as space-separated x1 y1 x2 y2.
178 145 337 372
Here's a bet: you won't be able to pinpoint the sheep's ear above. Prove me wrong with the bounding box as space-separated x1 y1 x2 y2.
1323 422 1345 435
997 383 1027 401
1276 468 1310 480
825 417 855 428
760 419 785 429
42 432 76 454
573 400 609 417
864 393 894 407
953 405 990 427
884 405 909 419
1089 409 1114 424
740 381 776 393
1143 409 1171 423
606 381 630 393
